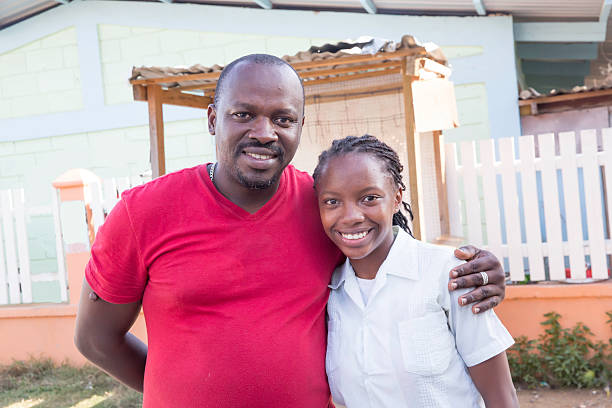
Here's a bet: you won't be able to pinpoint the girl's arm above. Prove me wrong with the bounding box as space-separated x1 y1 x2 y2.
467 351 518 408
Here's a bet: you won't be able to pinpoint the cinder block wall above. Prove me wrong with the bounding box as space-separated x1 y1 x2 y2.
0 12 501 302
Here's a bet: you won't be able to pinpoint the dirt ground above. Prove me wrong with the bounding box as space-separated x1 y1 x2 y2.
517 388 612 408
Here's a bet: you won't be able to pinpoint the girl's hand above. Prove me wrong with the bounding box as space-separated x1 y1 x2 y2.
448 246 505 314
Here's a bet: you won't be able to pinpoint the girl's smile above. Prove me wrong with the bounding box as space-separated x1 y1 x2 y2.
316 152 402 279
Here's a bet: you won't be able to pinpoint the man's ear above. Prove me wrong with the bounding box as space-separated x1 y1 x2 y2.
394 188 403 213
207 104 217 135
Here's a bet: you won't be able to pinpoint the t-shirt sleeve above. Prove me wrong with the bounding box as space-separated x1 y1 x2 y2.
85 198 148 304
444 258 515 367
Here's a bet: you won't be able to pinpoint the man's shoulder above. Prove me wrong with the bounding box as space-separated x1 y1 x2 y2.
121 165 205 203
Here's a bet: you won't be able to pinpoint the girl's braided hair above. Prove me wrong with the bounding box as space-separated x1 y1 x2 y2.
312 134 414 237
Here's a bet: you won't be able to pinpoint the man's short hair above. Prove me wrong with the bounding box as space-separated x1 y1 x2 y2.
214 54 305 109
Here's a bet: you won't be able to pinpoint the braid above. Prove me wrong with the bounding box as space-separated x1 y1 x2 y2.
313 134 415 237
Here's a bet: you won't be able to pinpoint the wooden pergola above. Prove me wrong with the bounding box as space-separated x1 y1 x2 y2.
129 37 458 240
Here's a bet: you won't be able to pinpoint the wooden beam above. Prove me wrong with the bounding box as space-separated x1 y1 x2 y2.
133 84 147 101
303 67 401 87
131 71 221 85
359 0 377 14
161 90 213 109
401 58 422 240
253 0 272 9
472 0 486 15
147 85 166 178
300 61 399 79
306 84 401 105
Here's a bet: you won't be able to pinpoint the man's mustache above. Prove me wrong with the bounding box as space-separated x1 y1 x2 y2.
235 141 284 160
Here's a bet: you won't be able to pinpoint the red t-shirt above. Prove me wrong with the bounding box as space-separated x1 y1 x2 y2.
85 164 342 407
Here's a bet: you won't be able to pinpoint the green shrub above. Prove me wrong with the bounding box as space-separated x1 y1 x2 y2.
507 311 612 388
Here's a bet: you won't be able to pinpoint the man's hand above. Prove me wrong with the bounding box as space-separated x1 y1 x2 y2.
448 245 505 314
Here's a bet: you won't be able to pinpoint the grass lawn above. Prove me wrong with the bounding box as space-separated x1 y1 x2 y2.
0 359 142 408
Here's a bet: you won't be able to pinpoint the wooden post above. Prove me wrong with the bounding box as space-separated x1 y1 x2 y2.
52 169 101 305
433 131 450 236
147 85 166 178
401 58 423 240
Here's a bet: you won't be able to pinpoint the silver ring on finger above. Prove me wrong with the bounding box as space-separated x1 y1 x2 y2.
480 271 489 286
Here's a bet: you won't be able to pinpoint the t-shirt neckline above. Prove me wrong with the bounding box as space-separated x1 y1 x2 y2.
198 163 288 220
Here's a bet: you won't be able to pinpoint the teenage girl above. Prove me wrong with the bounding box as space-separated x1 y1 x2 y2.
313 135 518 408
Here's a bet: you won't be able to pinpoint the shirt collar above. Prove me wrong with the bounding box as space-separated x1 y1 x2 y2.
328 227 420 290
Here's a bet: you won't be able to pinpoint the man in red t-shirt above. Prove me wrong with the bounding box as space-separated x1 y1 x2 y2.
74 54 507 407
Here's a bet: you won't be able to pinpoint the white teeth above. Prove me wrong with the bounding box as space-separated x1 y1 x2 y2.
341 231 368 240
246 152 273 160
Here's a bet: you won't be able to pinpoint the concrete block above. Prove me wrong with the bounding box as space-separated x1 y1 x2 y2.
454 83 486 100
0 142 15 156
35 150 92 177
131 27 162 35
2 73 39 97
165 135 188 159
51 133 89 150
46 89 83 113
98 24 132 40
102 61 132 85
41 27 77 48
10 95 48 118
185 133 213 156
167 157 201 173
0 176 22 190
183 46 225 67
15 138 52 154
160 30 202 53
38 69 78 92
265 37 312 58
199 32 246 46
31 280 61 303
100 40 121 63
0 99 13 119
62 45 80 68
165 119 206 136
120 35 161 59
0 155 36 177
0 52 27 76
104 83 132 105
139 53 185 68
224 40 267 64
124 125 149 141
27 48 64 72
14 41 41 53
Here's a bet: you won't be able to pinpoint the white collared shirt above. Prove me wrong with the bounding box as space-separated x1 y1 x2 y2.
326 228 514 408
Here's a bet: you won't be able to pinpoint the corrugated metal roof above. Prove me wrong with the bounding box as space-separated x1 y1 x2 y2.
519 84 612 100
486 0 603 20
0 0 607 31
130 34 447 89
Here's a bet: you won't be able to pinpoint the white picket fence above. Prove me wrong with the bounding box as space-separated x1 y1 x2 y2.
446 129 611 282
0 188 64 304
89 175 149 235
0 176 148 305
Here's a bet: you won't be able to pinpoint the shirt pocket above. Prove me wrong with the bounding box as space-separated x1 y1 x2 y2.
397 310 455 376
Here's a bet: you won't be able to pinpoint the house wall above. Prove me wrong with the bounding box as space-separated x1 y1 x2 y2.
0 1 520 302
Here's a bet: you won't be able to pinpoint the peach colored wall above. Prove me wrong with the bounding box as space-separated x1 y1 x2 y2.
0 304 146 365
1 282 609 365
496 281 612 343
